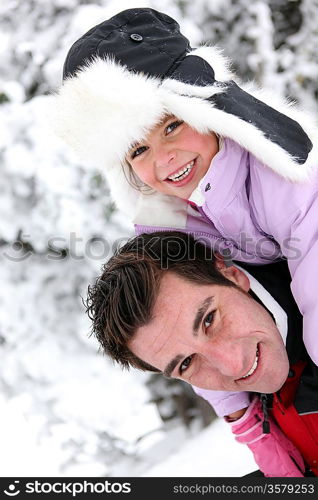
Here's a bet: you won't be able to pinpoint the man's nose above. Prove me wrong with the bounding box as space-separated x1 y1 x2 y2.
200 340 247 378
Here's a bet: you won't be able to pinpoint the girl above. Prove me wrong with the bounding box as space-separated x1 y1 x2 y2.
54 8 318 476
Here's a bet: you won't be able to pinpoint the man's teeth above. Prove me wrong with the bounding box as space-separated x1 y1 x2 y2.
167 161 194 182
241 349 259 379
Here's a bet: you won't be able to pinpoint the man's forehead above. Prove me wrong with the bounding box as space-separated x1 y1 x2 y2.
128 297 182 367
155 272 186 304
158 271 198 296
152 272 217 314
149 274 186 333
129 273 216 362
128 274 190 363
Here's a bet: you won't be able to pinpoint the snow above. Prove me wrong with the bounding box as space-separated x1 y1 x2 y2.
0 373 257 477
1 0 318 479
143 419 257 477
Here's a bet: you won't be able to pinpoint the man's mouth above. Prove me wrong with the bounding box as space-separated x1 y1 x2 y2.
166 160 195 182
238 346 260 380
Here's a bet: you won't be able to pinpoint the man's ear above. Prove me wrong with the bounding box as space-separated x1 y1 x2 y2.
215 254 250 292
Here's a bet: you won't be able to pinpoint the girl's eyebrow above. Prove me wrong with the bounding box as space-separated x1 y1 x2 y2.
158 114 174 127
127 141 140 156
128 116 174 154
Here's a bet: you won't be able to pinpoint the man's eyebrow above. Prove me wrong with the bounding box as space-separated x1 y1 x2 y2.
163 296 214 378
163 355 184 378
193 296 214 335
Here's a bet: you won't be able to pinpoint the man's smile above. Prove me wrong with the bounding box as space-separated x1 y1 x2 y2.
236 345 260 382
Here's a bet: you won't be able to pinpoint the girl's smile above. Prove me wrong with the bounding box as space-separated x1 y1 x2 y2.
127 117 219 199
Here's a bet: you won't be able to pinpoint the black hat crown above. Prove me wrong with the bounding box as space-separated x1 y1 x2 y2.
63 8 192 81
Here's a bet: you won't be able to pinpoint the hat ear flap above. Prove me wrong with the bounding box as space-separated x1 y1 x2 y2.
211 81 313 165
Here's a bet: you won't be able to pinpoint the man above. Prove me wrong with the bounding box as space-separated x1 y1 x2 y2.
85 231 318 476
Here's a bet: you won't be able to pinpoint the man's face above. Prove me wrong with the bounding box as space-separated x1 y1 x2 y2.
128 266 290 393
126 115 218 199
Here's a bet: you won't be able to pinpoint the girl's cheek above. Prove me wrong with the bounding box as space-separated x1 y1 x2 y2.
140 166 158 186
139 170 154 185
131 163 148 183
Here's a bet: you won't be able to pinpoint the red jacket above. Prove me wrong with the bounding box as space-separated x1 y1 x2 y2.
272 360 318 476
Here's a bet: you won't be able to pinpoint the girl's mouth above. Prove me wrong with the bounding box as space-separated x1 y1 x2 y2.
165 159 197 187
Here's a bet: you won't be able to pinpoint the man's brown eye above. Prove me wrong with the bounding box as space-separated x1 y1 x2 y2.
204 311 215 329
179 355 193 374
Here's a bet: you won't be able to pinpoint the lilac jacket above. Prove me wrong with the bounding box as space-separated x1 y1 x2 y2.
135 138 318 416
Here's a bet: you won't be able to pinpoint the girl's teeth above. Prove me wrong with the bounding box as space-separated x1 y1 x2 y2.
168 161 194 182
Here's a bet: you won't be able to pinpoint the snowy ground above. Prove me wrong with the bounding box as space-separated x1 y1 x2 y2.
0 386 257 477
141 419 257 478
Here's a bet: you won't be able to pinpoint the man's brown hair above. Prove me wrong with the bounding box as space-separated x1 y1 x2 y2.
85 231 236 372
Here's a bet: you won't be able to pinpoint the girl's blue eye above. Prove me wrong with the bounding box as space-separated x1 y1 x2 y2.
179 355 193 375
165 120 183 135
204 311 215 329
131 145 148 159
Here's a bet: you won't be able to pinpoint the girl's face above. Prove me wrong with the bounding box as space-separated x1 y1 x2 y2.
126 116 219 199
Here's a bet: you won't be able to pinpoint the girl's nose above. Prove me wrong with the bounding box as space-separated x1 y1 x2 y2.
153 145 176 168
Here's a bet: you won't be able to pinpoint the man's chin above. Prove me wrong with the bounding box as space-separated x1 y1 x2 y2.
252 348 290 394
254 370 289 394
